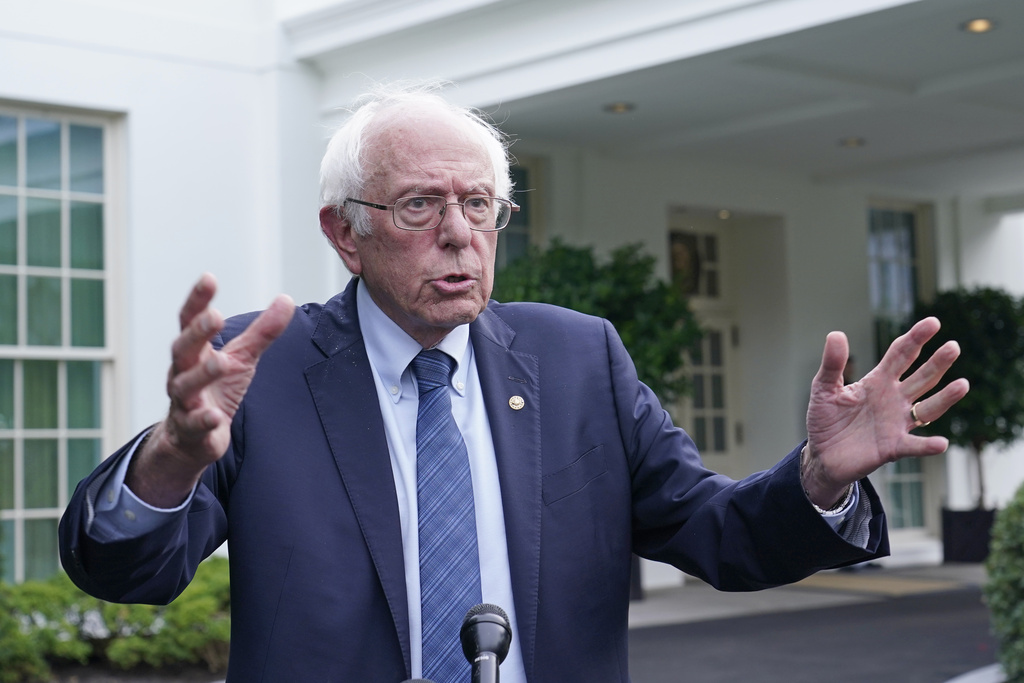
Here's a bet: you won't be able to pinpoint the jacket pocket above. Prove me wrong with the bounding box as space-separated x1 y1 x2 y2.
542 445 607 505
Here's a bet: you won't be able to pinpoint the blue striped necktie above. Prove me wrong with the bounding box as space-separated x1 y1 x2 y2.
412 349 482 682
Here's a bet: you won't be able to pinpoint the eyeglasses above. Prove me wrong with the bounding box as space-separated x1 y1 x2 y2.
344 195 519 232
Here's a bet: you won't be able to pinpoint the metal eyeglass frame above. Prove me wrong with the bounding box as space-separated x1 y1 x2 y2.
344 195 519 232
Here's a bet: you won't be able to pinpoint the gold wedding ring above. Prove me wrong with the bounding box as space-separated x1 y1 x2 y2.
911 402 931 429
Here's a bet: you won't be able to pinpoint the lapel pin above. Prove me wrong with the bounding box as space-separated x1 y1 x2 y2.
509 395 525 411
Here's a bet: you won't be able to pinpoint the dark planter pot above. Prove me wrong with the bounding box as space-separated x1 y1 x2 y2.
630 554 644 601
942 507 996 563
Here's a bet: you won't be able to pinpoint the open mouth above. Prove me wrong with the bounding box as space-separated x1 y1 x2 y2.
444 275 467 283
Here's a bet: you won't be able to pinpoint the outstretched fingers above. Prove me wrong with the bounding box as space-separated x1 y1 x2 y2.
900 339 961 400
908 376 971 431
876 317 941 381
221 294 295 364
179 273 218 331
813 331 850 391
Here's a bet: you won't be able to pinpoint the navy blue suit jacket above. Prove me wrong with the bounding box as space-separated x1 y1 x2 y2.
60 278 887 682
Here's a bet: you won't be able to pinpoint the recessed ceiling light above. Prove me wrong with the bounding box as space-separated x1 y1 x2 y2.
717 209 731 220
603 102 635 114
961 17 996 33
839 136 866 148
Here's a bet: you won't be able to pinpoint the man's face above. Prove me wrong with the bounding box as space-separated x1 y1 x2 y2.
325 107 499 348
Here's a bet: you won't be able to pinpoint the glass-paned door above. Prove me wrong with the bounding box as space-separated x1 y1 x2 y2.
0 107 112 582
668 207 739 464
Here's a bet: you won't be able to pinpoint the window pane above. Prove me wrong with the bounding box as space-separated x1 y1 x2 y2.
711 375 724 409
67 361 101 428
0 439 12 509
906 482 924 527
705 270 719 298
70 202 103 269
0 116 15 187
692 417 707 451
27 276 61 346
24 439 58 508
68 439 101 499
894 458 922 474
0 274 14 345
69 125 103 193
71 278 104 347
709 331 722 366
23 360 58 429
0 194 15 265
25 518 58 580
690 340 703 366
712 416 726 452
0 359 12 428
692 373 705 409
27 198 61 268
1 520 13 584
26 119 60 190
498 231 529 267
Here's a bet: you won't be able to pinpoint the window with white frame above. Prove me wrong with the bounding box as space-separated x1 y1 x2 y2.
495 162 544 270
0 107 113 582
868 203 933 530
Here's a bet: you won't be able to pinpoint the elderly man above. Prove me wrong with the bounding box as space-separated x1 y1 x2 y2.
60 87 968 682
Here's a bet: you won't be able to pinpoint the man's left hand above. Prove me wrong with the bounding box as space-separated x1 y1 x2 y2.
802 317 970 509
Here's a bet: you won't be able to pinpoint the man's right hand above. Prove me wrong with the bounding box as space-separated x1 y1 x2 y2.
126 274 295 508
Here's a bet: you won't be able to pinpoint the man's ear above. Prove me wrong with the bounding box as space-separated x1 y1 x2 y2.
320 205 362 275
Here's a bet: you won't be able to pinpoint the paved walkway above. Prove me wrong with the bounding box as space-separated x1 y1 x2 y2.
628 562 1002 682
628 562 988 629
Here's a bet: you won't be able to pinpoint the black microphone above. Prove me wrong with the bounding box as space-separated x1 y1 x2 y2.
460 603 512 683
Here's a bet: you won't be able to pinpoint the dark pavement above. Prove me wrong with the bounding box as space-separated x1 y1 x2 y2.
628 566 998 683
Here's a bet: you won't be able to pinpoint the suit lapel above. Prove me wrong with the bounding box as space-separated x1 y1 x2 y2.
470 307 543 680
304 280 411 674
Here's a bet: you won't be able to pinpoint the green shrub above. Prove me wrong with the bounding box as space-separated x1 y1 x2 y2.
0 556 230 682
0 602 50 683
986 482 1024 681
103 556 230 671
493 239 702 405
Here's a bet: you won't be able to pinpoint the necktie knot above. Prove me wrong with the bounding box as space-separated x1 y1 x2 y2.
412 349 454 395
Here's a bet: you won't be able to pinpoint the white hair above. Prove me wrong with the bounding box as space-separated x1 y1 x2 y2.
319 83 513 236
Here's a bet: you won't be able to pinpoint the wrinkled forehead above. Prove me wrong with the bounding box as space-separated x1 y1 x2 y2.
363 104 496 191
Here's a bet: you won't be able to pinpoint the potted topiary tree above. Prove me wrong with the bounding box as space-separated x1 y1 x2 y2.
911 287 1024 562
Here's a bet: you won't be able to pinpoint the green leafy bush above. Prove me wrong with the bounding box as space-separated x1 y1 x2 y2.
0 556 230 682
986 482 1024 681
493 239 702 404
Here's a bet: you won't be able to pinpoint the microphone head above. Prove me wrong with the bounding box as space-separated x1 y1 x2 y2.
460 603 512 664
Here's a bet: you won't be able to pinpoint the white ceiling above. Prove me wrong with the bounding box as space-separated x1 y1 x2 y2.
482 0 1024 196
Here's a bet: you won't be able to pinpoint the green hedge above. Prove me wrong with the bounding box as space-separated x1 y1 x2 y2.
986 483 1024 681
0 557 230 683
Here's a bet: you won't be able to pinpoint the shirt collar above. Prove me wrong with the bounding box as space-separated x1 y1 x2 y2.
356 279 471 403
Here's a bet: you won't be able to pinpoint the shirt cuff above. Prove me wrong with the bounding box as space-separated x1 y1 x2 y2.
88 429 196 542
819 482 860 532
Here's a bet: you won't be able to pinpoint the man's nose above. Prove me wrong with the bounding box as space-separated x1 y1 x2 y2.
435 202 473 247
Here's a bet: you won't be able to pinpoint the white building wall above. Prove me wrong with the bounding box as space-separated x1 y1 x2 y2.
0 0 331 438
946 201 1024 509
